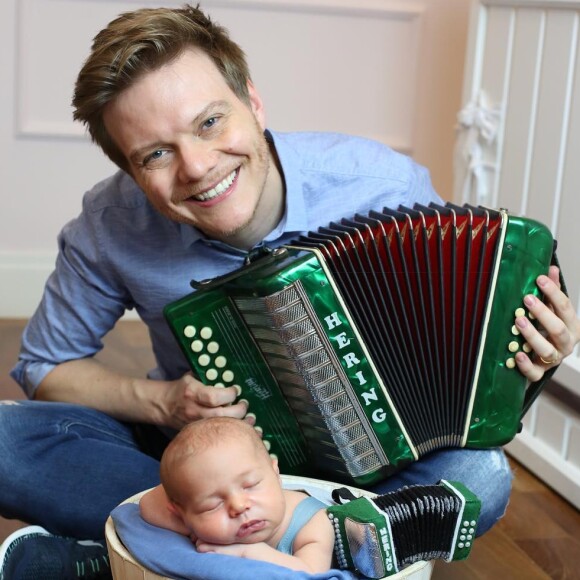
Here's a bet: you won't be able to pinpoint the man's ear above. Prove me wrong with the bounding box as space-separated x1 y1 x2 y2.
247 80 266 129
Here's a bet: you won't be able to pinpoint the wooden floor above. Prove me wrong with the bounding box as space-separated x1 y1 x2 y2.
1 318 579 579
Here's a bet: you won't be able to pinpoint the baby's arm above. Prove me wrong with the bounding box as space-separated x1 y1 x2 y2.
196 509 335 573
139 485 192 538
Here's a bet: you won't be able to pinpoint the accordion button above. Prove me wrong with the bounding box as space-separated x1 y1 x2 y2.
222 370 234 382
523 343 532 353
511 325 520 336
506 358 516 369
215 356 227 368
183 325 196 338
207 341 219 354
269 453 278 461
206 369 218 381
198 354 211 367
200 327 213 340
245 412 257 422
191 340 203 353
263 439 271 451
233 384 242 397
254 425 263 435
508 341 520 352
214 383 225 388
515 307 526 318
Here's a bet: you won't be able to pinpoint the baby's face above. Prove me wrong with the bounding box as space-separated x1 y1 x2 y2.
174 436 286 546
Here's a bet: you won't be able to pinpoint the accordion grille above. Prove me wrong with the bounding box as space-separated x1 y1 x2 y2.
234 282 387 478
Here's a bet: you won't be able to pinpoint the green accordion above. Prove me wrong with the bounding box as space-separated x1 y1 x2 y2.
164 203 556 486
327 480 482 578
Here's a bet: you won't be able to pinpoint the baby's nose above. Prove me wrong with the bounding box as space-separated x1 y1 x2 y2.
228 492 250 516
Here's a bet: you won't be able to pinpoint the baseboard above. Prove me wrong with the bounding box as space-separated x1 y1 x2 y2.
0 252 139 320
0 252 56 318
506 392 580 510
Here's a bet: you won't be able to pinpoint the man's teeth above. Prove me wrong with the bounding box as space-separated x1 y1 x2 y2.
194 170 236 201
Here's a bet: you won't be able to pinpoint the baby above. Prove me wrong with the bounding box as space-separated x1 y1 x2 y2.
140 417 335 573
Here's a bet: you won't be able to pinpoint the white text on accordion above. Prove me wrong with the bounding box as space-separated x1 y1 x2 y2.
324 312 387 424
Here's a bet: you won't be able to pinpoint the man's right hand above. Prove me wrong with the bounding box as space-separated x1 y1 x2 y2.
35 359 249 429
158 372 249 429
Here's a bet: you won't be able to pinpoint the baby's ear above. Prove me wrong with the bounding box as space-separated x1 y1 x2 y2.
271 455 280 475
166 499 181 517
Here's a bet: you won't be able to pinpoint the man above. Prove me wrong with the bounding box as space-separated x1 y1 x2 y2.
1 4 578 579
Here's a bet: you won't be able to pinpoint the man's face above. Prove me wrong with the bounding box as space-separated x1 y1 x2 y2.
173 437 287 546
103 49 283 249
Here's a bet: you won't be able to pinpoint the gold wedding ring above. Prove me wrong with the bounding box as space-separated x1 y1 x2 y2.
539 351 560 365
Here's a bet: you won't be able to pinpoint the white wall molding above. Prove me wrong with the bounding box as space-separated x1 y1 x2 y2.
507 434 580 508
481 0 580 8
16 0 423 146
5 0 467 319
0 252 56 318
507 391 580 509
111 0 424 18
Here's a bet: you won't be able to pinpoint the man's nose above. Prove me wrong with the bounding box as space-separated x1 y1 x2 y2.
177 140 218 182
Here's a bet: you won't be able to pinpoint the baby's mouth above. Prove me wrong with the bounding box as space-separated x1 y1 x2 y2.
236 519 266 539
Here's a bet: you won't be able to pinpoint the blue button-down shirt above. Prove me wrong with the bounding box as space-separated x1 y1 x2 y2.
11 130 441 397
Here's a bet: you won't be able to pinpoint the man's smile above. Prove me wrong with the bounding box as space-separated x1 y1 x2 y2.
188 168 239 203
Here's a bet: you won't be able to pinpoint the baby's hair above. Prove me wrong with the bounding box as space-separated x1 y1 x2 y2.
160 417 270 504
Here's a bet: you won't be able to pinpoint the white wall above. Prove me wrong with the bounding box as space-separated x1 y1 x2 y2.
1 0 470 318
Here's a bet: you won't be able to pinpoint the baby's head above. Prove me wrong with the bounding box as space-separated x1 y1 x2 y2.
160 417 286 546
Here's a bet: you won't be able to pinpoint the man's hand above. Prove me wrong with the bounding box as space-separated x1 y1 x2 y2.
514 266 580 381
36 360 250 428
157 372 249 429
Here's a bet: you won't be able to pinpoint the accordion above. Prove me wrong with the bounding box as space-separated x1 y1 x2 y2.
164 203 557 486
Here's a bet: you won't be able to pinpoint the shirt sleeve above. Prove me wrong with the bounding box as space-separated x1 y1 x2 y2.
10 203 133 398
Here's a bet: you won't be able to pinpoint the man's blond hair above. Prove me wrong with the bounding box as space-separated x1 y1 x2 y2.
72 4 251 172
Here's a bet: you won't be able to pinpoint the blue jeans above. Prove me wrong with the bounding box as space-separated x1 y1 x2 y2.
0 400 512 540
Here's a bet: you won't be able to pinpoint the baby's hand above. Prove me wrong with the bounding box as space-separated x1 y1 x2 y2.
195 541 250 557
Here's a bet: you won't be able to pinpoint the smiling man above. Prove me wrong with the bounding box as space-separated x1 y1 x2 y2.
103 48 283 247
1 4 579 580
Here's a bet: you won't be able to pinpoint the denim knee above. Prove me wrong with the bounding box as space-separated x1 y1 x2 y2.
469 448 513 535
0 401 30 474
0 400 160 538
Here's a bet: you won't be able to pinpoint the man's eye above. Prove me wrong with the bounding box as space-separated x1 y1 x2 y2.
143 150 165 165
203 117 218 130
